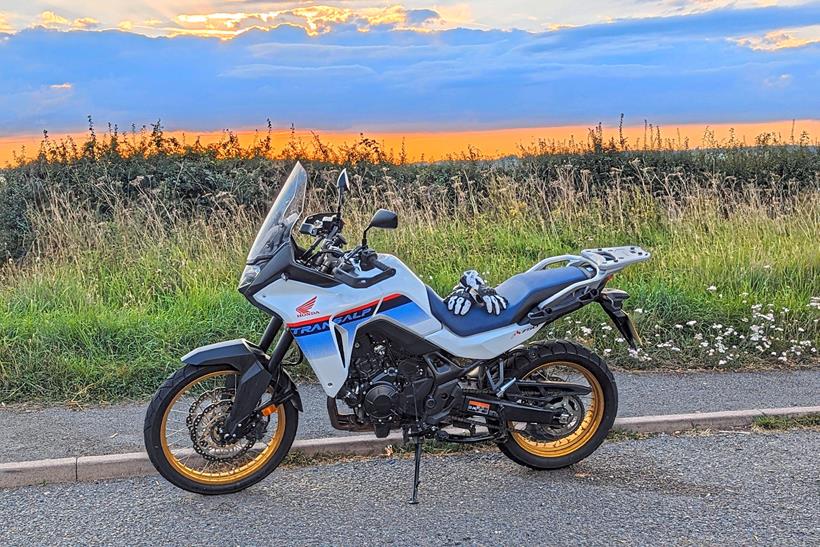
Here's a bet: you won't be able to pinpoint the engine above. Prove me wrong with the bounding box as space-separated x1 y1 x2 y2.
341 345 432 437
362 372 400 420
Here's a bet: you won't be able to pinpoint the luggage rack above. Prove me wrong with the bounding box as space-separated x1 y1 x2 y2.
526 245 651 318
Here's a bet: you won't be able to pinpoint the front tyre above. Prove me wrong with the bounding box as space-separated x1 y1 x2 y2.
144 364 298 495
498 340 618 470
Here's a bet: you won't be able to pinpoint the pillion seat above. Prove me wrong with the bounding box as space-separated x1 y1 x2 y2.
426 266 591 337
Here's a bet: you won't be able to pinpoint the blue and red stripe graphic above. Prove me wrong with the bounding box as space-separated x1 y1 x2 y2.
288 293 429 368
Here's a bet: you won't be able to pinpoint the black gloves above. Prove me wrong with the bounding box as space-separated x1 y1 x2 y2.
445 287 473 315
444 270 508 316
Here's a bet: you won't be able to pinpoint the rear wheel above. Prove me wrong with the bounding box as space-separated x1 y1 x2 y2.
498 340 617 470
144 364 298 495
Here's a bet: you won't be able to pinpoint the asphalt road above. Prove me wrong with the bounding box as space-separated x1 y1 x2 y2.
2 369 819 462
1 429 818 545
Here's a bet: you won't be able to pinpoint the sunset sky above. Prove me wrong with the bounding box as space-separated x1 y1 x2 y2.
0 1 818 158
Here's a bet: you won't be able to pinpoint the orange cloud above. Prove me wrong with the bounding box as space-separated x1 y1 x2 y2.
357 5 407 27
38 11 71 28
433 4 473 27
37 11 100 30
547 23 577 31
73 17 99 29
172 4 441 38
0 14 13 33
733 24 820 50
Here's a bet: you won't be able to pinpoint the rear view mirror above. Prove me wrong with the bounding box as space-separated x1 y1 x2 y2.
363 208 398 245
336 169 349 216
337 169 349 193
368 209 398 230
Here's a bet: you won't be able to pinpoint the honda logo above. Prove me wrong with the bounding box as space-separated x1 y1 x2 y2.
295 296 319 317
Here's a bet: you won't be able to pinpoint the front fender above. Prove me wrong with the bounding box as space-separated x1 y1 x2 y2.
181 339 264 371
182 339 303 435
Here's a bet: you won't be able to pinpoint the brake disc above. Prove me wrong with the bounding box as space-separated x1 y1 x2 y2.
186 387 235 434
190 400 258 462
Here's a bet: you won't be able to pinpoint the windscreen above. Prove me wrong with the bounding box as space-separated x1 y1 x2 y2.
246 162 307 264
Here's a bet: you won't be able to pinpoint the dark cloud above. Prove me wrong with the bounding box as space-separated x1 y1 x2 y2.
0 5 817 134
404 9 440 26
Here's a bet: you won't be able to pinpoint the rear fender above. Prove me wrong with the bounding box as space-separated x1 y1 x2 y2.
181 339 303 434
596 289 642 349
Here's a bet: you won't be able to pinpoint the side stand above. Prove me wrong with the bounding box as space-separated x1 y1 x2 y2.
409 436 422 505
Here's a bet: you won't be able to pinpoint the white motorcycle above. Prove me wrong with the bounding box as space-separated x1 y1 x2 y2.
144 162 650 502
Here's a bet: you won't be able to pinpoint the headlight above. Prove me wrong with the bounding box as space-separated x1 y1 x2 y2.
238 265 261 289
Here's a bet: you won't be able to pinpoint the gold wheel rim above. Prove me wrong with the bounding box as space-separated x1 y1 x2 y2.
160 371 286 485
509 361 604 458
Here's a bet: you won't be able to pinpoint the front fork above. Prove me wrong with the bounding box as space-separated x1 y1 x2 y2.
223 316 298 436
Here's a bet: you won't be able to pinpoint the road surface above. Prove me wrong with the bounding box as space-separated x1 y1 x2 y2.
0 429 817 545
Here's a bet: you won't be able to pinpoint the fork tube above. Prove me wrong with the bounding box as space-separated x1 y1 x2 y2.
258 315 283 353
268 329 294 368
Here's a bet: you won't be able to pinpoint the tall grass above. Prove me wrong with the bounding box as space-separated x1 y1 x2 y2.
3 120 818 261
0 157 817 403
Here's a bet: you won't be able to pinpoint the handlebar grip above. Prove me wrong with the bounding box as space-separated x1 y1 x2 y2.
372 259 391 272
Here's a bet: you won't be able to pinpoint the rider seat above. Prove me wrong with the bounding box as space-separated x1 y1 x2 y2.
426 266 590 337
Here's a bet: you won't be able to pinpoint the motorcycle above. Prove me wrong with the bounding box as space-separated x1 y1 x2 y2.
144 162 650 502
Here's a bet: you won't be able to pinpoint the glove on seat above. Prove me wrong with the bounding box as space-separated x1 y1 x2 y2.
444 270 508 316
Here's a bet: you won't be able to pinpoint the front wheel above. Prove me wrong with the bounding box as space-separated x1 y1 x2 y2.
497 340 618 470
144 364 298 495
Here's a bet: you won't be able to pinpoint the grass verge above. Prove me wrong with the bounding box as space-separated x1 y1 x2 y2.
753 415 820 431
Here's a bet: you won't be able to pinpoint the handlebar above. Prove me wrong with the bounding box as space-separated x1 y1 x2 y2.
300 213 395 288
332 256 396 288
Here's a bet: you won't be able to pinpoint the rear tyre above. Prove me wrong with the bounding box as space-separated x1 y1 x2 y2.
144 364 298 495
497 340 618 470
